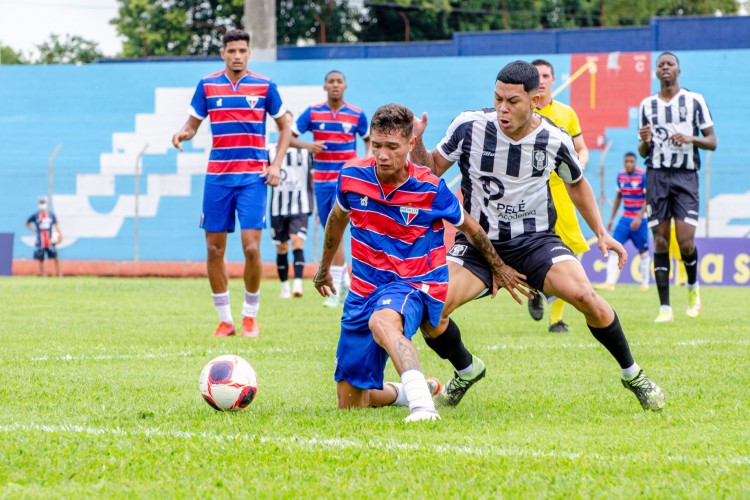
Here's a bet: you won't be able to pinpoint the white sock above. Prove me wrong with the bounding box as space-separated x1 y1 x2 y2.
621 363 641 380
386 382 409 407
401 369 436 412
280 280 290 291
456 363 474 377
605 252 619 285
242 290 260 317
686 282 699 291
660 305 673 313
211 292 233 323
293 278 303 289
639 252 651 286
331 266 344 296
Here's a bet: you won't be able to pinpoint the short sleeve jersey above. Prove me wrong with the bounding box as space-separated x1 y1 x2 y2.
293 102 369 185
267 144 314 217
616 168 647 219
437 109 583 242
638 88 713 170
336 157 464 327
27 210 57 248
190 69 286 187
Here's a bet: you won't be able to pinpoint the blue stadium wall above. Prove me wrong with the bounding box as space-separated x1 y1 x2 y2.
1 16 748 266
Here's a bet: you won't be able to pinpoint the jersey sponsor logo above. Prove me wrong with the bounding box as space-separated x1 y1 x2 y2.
481 150 495 157
550 245 570 253
246 95 259 108
360 196 368 206
381 298 392 305
400 206 419 225
532 149 548 171
479 175 505 202
449 244 468 257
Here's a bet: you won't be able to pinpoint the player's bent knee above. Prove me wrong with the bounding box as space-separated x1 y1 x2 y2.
337 382 368 409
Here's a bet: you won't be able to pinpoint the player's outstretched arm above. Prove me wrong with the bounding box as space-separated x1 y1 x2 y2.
457 212 532 303
171 116 202 152
410 112 453 177
566 178 628 269
313 204 350 297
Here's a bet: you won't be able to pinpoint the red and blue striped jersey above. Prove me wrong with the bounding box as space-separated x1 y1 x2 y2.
616 168 646 219
293 102 368 185
336 157 464 327
190 69 285 187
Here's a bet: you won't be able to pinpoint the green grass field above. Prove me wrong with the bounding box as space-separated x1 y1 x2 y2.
1 276 748 498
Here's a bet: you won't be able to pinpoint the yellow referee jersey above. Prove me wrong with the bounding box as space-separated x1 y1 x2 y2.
535 100 589 254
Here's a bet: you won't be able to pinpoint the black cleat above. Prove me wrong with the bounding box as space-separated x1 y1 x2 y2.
528 292 544 321
548 320 570 334
621 370 665 411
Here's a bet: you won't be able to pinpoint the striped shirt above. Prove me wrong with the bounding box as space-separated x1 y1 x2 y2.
638 88 713 171
190 69 286 187
437 109 583 241
293 102 369 185
27 210 58 248
616 168 646 219
336 157 464 327
268 144 313 217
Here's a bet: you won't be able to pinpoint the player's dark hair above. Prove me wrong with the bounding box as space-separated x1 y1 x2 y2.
624 151 637 158
657 51 680 66
496 60 539 92
370 104 414 138
325 70 345 82
531 58 555 76
222 29 251 47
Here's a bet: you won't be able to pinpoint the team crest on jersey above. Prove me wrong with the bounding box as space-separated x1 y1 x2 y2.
532 150 548 171
246 95 259 108
319 124 325 130
217 98 223 107
679 105 687 120
360 196 368 206
400 206 419 225
342 123 352 133
449 244 467 257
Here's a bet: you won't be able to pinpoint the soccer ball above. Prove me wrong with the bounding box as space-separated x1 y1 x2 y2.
199 355 258 411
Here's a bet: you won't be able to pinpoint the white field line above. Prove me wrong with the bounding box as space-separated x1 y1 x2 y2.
0 423 748 467
0 339 746 365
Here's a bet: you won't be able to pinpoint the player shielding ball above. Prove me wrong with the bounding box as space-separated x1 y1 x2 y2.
411 61 665 411
313 103 527 422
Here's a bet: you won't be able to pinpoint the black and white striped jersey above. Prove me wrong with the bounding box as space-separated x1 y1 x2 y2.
638 88 713 171
437 109 583 242
268 144 314 217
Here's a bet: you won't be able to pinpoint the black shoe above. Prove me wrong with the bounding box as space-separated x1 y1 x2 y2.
548 320 570 334
528 292 544 321
434 355 486 408
621 369 665 411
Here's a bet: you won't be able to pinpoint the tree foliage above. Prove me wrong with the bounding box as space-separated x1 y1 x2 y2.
0 44 27 64
35 34 104 64
278 0 362 45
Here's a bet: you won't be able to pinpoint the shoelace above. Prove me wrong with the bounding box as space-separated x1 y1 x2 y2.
628 374 650 389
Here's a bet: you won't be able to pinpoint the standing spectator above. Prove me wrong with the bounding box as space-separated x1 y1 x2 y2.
292 70 371 308
638 52 717 322
269 111 313 299
25 195 62 277
526 59 591 334
172 29 290 337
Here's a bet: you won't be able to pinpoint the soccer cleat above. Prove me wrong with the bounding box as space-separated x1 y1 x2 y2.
527 292 544 321
241 316 259 338
435 355 486 407
621 370 665 411
548 320 570 334
212 321 236 337
292 279 304 298
322 294 340 308
640 284 650 292
686 289 701 318
279 283 291 299
654 308 674 323
404 408 441 423
425 376 441 397
593 282 615 291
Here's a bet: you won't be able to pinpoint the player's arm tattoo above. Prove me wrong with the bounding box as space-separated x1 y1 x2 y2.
392 337 422 372
410 137 435 172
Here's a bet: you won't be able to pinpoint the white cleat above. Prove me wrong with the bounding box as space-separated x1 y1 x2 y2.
279 283 291 299
292 279 304 298
322 295 340 308
404 409 441 423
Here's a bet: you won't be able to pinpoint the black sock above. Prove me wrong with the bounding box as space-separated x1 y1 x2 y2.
681 248 698 285
423 318 473 371
587 312 634 369
277 253 289 282
292 249 305 279
653 252 670 307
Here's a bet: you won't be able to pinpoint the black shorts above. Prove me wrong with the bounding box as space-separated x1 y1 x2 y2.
270 214 309 244
34 246 58 261
646 169 700 228
447 232 577 293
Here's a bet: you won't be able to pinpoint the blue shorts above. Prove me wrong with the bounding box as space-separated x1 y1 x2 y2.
201 181 267 232
314 184 336 228
612 217 649 252
34 246 57 260
334 282 429 390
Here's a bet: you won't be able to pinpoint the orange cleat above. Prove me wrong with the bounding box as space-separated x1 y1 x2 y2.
213 321 236 337
241 316 259 338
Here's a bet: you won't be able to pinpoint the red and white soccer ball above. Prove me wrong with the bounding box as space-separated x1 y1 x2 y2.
199 355 258 411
